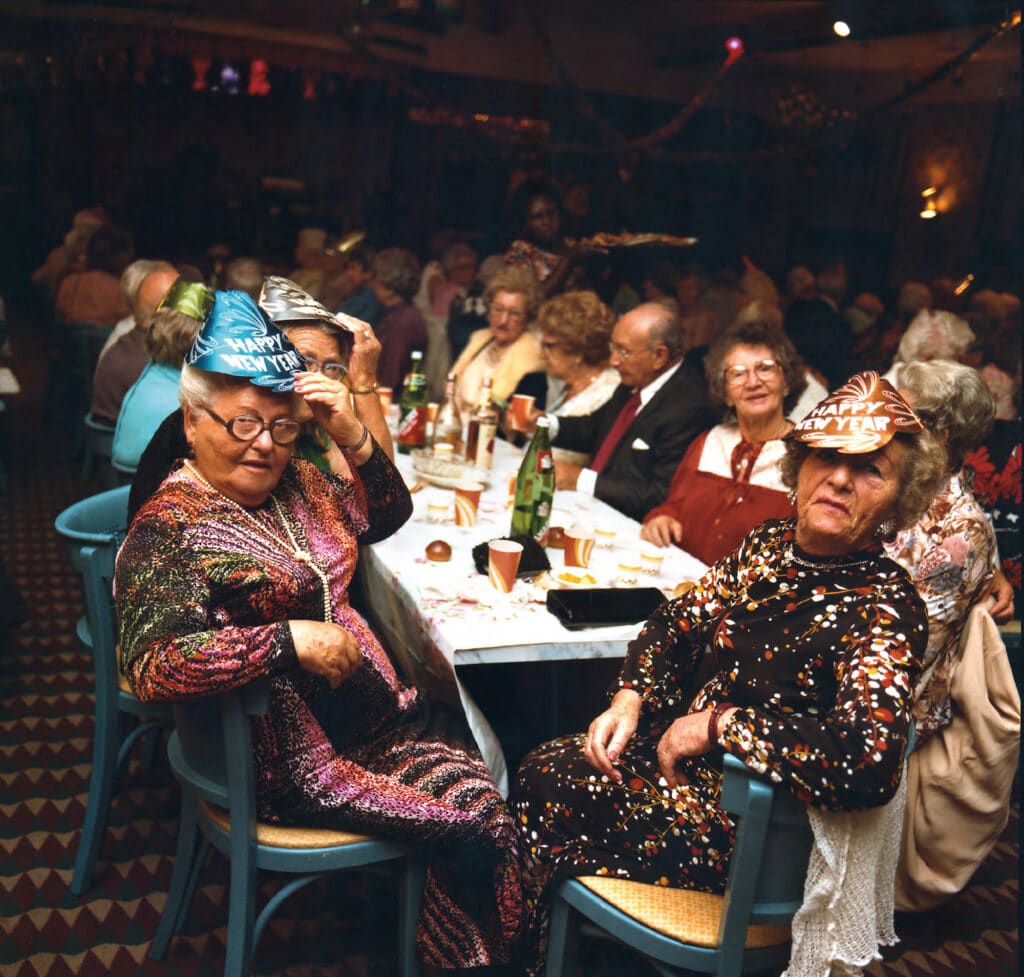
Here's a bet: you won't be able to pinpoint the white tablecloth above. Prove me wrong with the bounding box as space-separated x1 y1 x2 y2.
357 439 707 793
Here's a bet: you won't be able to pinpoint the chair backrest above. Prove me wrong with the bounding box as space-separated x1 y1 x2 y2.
171 681 272 836
55 485 131 672
718 753 813 940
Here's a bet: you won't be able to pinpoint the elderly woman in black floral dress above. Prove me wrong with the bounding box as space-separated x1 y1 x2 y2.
515 372 947 968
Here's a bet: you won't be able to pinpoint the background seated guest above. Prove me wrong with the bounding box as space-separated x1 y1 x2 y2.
98 260 180 361
259 276 395 464
884 360 1006 739
882 308 975 384
641 318 806 565
515 372 946 972
90 261 180 423
117 294 522 971
336 245 381 324
31 207 107 305
510 290 619 466
451 264 544 414
112 281 213 472
223 255 265 300
368 246 427 392
446 253 508 367
288 227 328 300
55 225 134 327
545 302 714 522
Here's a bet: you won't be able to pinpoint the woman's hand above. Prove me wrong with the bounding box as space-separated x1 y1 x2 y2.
656 707 739 788
293 371 364 449
986 568 1015 624
640 515 683 548
336 313 381 390
584 689 641 782
289 619 361 688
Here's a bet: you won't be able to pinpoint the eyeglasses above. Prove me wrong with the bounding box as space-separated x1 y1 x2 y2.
301 356 348 383
723 359 781 386
608 340 651 361
201 406 302 445
489 304 527 321
540 339 562 352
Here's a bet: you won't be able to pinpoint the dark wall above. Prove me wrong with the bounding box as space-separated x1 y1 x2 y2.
2 75 1019 305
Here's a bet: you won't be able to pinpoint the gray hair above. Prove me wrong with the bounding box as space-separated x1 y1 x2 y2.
895 360 995 472
483 264 542 322
121 259 176 307
441 242 478 275
178 365 300 420
371 248 421 300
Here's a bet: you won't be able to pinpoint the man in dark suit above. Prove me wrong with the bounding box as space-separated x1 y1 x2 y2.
550 302 715 521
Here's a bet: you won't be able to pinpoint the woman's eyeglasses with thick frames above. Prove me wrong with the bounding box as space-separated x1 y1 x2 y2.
200 406 302 445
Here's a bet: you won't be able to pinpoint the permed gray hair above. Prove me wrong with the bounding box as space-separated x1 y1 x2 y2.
894 360 995 472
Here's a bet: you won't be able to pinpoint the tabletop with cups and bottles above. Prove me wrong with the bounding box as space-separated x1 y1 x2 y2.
359 356 707 791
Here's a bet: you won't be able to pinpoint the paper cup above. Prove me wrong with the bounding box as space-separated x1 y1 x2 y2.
510 393 535 431
426 402 440 425
454 480 484 527
593 523 616 549
433 442 455 460
640 547 665 576
488 539 523 593
426 500 449 524
377 386 393 412
616 553 642 585
564 528 596 569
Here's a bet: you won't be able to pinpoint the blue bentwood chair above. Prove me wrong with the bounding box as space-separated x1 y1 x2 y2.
54 485 173 895
545 753 814 977
150 679 426 977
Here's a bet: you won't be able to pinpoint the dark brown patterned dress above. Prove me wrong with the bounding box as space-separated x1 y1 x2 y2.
516 518 925 968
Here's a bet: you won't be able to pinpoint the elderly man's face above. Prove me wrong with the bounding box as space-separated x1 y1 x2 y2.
134 270 180 329
608 305 670 390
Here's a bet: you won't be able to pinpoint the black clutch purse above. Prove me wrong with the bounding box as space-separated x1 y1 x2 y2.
546 587 666 630
471 535 551 579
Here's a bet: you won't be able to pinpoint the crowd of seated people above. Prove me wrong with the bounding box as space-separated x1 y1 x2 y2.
25 198 1022 975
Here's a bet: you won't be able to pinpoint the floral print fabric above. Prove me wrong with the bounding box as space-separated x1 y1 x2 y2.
885 473 997 741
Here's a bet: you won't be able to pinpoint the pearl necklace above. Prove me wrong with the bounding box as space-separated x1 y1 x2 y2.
183 461 333 623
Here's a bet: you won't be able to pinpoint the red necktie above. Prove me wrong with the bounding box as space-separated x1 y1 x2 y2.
589 392 641 473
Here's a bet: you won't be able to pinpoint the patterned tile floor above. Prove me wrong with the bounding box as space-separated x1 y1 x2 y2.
0 316 1018 976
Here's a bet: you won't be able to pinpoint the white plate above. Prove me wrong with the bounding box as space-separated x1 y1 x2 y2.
411 469 491 490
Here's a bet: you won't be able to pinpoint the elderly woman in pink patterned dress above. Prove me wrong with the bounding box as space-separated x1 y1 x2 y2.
116 291 522 972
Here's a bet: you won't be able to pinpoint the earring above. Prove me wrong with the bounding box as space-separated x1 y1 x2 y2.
787 488 797 506
186 441 195 458
875 518 897 541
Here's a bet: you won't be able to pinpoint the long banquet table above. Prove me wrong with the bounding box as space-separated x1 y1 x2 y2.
356 437 707 794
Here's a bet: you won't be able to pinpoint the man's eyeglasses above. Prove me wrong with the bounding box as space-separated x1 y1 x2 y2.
301 356 348 383
200 406 302 445
489 304 527 322
723 359 781 386
608 340 651 361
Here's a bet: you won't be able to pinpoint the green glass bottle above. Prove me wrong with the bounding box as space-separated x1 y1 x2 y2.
510 416 554 540
396 351 428 454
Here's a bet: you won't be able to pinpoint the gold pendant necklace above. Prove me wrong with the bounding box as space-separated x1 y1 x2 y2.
183 461 333 623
